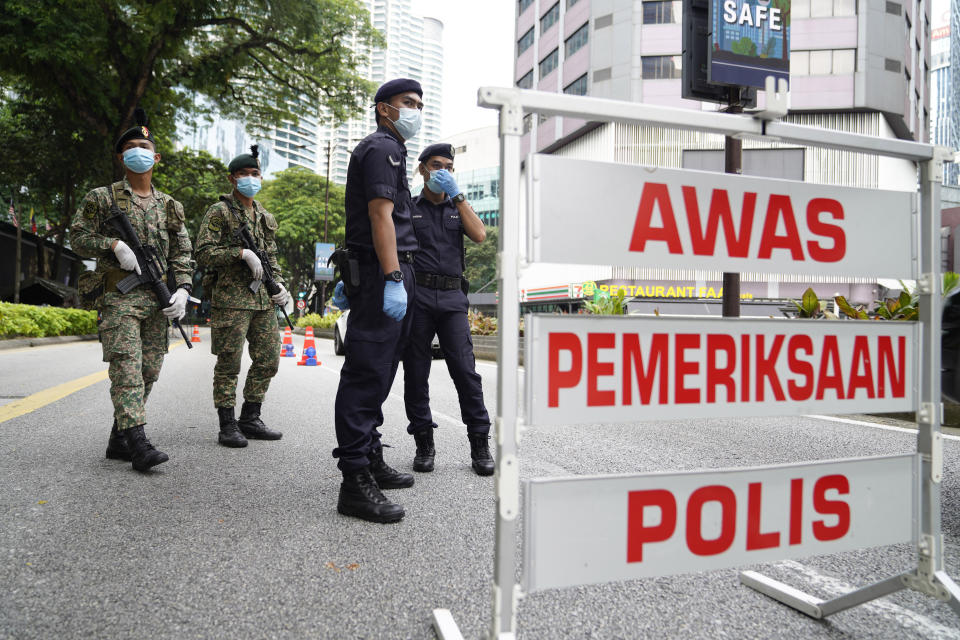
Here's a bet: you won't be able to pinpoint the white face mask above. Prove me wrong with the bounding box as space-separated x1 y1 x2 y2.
385 103 422 140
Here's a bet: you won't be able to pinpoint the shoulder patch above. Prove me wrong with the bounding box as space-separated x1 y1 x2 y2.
208 214 223 233
387 155 401 167
83 197 98 219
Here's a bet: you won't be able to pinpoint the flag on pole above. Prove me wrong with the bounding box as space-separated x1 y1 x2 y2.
30 208 36 233
9 203 16 228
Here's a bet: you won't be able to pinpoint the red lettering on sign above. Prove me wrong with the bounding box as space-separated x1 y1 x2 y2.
816 335 845 400
629 183 683 254
675 334 700 404
755 334 786 402
757 195 804 261
686 485 737 556
847 335 876 399
787 335 815 401
548 333 581 407
623 333 669 405
878 335 906 398
747 482 781 550
789 478 803 545
813 474 850 541
806 198 846 262
627 489 677 563
682 187 757 257
706 334 737 403
740 333 751 402
588 333 616 406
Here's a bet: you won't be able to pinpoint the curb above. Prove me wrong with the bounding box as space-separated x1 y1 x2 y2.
0 334 99 350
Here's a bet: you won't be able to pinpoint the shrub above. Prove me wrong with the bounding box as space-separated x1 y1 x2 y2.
469 311 498 335
0 303 98 338
296 311 341 330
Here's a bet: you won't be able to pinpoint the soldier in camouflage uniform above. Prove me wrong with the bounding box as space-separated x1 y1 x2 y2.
70 109 194 472
195 145 289 447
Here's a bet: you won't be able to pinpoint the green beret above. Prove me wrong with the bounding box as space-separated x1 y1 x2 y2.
228 144 261 173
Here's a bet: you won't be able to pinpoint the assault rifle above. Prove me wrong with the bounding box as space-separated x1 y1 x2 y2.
105 202 192 349
234 222 293 330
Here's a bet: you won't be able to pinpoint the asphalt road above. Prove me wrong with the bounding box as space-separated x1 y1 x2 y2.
2 329 960 639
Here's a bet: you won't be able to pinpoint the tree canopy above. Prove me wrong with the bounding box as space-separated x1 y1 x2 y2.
465 226 498 293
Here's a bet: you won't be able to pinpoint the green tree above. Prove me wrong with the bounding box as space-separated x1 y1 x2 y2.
152 148 229 240
464 226 498 293
257 166 345 299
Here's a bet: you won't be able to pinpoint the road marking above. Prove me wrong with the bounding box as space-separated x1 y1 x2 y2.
0 370 109 425
808 414 960 442
0 340 186 425
0 341 94 355
773 560 960 638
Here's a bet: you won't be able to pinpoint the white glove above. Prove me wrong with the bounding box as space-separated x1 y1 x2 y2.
241 249 263 280
270 284 291 306
164 288 189 321
113 240 141 274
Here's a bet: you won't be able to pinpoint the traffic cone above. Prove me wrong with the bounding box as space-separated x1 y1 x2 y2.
297 327 320 366
191 325 201 343
281 326 296 357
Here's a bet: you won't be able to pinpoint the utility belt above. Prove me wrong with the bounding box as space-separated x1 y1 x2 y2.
415 272 463 291
354 249 415 265
329 247 415 297
103 267 139 294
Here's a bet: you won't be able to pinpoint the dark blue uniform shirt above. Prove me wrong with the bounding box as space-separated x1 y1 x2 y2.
344 125 419 253
411 193 464 277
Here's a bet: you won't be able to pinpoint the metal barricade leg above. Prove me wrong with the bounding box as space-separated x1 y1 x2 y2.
740 570 910 619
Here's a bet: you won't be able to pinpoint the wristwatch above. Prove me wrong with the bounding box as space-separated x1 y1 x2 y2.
452 193 466 204
384 270 404 282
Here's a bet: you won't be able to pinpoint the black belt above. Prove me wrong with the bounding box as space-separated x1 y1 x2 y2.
353 249 415 264
416 272 462 291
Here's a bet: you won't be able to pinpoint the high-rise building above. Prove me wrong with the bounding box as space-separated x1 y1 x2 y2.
931 0 959 185
178 0 443 183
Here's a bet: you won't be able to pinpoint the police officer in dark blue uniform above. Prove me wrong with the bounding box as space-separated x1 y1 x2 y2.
402 143 494 476
331 78 423 523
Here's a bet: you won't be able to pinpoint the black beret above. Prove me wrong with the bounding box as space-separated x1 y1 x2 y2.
418 143 455 163
228 144 261 173
114 107 155 154
374 78 423 104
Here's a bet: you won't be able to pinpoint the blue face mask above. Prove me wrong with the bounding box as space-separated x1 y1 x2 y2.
122 147 155 174
236 176 261 197
385 104 422 140
426 170 444 194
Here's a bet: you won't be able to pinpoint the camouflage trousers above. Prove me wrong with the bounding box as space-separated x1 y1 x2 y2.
210 307 280 408
99 302 168 431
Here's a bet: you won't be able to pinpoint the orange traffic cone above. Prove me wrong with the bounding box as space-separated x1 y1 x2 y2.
281 326 296 357
297 326 320 366
191 325 201 343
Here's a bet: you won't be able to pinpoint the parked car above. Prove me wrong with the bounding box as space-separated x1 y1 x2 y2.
334 310 443 359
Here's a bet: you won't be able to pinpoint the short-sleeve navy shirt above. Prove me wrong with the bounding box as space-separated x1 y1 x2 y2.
411 194 464 277
344 125 419 253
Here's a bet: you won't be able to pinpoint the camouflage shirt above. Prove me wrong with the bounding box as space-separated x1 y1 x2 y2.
70 179 193 308
195 193 284 311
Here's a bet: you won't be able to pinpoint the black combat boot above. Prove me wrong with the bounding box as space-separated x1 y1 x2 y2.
337 467 405 523
217 406 248 448
412 429 435 473
369 446 415 489
105 419 131 461
122 425 169 472
468 433 495 476
237 401 282 440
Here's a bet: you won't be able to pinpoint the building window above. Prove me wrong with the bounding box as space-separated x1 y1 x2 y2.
642 0 681 24
565 23 589 57
519 0 534 15
539 48 559 78
541 2 560 33
564 74 588 95
517 70 534 89
518 27 534 55
791 49 856 76
567 0 581 7
793 0 857 17
641 55 681 79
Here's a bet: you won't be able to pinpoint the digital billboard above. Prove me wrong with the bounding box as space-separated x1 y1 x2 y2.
314 242 335 281
709 0 790 89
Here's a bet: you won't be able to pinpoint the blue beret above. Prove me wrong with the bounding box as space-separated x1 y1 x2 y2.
418 143 455 163
374 78 423 104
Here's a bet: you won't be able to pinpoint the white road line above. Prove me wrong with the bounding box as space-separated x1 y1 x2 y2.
808 414 960 442
772 560 960 638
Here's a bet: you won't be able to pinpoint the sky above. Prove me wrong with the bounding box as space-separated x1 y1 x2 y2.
410 0 515 137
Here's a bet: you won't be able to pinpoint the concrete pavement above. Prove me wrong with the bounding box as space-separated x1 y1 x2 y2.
1 329 959 639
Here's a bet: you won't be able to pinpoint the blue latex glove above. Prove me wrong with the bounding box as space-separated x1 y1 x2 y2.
332 281 349 310
432 169 462 199
383 280 407 321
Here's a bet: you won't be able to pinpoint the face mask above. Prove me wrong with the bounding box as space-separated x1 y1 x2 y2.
236 176 261 197
122 147 155 174
426 170 446 194
386 104 422 140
